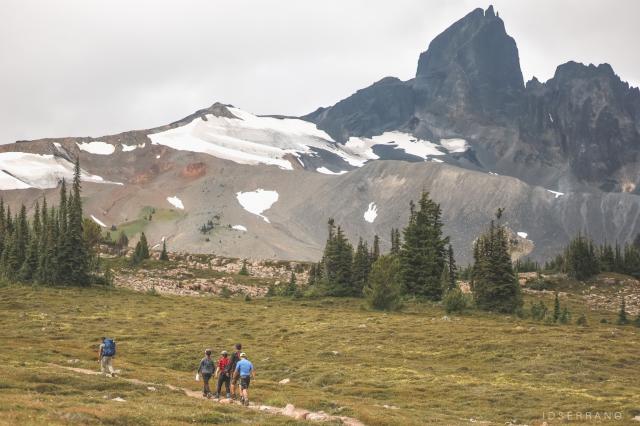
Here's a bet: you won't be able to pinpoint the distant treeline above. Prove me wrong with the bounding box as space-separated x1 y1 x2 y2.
305 192 521 313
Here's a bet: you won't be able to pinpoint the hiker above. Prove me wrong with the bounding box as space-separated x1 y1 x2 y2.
227 343 242 400
234 352 255 406
214 350 231 399
197 349 215 398
98 337 116 377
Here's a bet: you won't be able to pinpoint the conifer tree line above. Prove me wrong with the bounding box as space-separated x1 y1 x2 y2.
545 233 640 281
0 159 96 286
311 192 464 305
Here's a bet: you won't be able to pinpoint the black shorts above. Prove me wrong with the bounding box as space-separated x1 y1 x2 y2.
240 376 251 389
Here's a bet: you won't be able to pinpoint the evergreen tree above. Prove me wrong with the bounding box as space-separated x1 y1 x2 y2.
440 262 450 294
371 235 380 262
616 296 628 325
365 255 402 311
447 245 457 291
564 233 600 280
352 237 371 297
472 212 522 313
0 198 5 259
238 259 249 275
66 159 89 285
390 228 401 256
319 219 356 296
282 271 297 296
160 239 169 261
553 292 561 323
399 192 449 300
132 232 150 265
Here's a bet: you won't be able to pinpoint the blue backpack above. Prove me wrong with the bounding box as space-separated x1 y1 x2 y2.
103 339 116 357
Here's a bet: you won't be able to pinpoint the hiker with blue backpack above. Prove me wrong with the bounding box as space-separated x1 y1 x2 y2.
99 337 116 377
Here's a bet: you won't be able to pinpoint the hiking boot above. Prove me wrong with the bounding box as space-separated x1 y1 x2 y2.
226 393 231 399
213 393 220 399
244 399 249 406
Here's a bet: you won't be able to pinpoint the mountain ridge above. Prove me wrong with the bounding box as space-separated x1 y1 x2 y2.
2 5 640 263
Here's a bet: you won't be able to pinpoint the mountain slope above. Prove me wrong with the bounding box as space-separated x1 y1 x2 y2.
2 5 640 263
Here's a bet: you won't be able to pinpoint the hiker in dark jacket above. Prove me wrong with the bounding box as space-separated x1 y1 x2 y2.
227 343 242 400
197 349 215 398
214 350 231 399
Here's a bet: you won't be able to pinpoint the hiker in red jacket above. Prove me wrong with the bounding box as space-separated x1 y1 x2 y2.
214 350 231 399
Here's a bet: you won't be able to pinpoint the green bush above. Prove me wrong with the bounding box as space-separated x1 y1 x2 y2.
526 278 554 291
530 301 548 321
364 255 402 311
443 288 470 313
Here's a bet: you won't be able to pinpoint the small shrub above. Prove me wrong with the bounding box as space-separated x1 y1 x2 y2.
526 278 554 291
220 287 231 298
530 301 548 321
559 307 570 324
616 296 628 325
364 255 402 311
238 260 249 276
600 318 609 324
244 294 252 302
443 288 470 313
146 287 159 296
576 314 588 326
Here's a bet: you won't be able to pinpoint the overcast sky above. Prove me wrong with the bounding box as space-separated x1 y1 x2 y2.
2 0 639 144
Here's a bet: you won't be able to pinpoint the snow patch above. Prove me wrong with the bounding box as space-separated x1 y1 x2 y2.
0 170 31 190
316 167 348 175
91 215 107 228
430 158 444 163
489 171 499 176
232 225 248 232
77 141 115 155
517 231 528 239
236 189 279 223
0 152 121 190
166 196 184 210
155 154 161 159
440 138 469 153
364 202 378 223
149 107 448 173
344 132 444 165
149 107 347 171
547 189 564 198
548 113 554 123
122 143 145 152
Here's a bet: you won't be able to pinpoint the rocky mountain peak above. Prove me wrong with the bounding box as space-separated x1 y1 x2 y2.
414 5 523 120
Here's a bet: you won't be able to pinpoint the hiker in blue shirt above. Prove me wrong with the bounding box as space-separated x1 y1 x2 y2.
234 352 255 406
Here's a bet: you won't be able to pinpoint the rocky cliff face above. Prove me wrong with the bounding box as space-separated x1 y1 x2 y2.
305 6 640 194
519 62 640 190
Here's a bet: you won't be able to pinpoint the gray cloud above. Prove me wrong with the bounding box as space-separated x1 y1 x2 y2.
1 0 638 144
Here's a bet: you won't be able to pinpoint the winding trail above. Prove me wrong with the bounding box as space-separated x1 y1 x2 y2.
50 364 365 426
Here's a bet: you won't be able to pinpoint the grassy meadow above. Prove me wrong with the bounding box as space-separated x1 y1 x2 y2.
1 282 639 425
